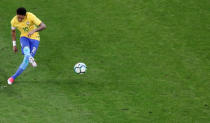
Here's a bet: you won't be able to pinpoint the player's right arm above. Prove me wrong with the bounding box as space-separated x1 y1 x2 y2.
11 29 18 53
11 18 18 53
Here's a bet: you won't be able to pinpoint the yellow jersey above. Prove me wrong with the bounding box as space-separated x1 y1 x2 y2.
11 12 42 41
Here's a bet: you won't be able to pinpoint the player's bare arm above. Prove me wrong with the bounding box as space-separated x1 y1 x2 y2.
28 22 46 37
11 29 18 53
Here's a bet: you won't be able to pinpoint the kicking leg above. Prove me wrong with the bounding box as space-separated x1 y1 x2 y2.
8 47 31 85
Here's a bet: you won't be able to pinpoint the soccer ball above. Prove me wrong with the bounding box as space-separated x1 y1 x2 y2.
74 63 87 74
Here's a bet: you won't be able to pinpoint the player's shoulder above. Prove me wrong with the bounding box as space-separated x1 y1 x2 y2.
11 15 17 24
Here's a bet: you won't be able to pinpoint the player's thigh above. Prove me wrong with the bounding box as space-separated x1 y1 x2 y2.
20 37 30 55
29 39 40 57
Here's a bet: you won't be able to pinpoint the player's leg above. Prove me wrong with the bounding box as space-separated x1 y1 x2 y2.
8 37 31 85
30 39 40 57
29 39 40 66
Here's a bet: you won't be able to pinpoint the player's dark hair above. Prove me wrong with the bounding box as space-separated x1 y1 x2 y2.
16 7 27 15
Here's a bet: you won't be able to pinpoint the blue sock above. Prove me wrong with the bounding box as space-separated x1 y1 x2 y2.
12 68 24 79
12 47 30 79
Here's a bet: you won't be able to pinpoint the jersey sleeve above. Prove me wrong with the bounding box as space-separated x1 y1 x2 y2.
30 13 42 26
11 17 16 30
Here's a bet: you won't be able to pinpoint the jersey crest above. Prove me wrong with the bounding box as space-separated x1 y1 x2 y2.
26 21 30 26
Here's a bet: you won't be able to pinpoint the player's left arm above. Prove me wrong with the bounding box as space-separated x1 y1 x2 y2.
28 13 46 37
28 22 46 37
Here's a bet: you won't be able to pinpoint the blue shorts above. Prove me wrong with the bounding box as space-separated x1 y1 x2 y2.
20 37 40 57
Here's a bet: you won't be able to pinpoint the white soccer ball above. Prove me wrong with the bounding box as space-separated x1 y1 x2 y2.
74 63 87 74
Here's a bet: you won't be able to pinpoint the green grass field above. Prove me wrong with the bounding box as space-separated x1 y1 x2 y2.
0 0 210 122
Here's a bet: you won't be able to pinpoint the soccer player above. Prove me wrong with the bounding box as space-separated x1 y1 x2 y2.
8 7 46 85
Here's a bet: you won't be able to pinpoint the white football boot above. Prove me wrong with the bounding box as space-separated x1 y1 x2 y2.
29 56 37 67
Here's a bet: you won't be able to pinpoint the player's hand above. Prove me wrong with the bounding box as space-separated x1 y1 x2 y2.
28 30 35 37
13 46 18 53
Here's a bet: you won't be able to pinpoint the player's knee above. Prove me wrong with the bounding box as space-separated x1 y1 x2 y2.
23 47 30 55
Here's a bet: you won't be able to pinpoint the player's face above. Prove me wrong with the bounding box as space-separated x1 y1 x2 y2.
17 15 25 22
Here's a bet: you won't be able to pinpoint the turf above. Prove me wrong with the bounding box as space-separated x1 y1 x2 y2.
0 0 210 122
